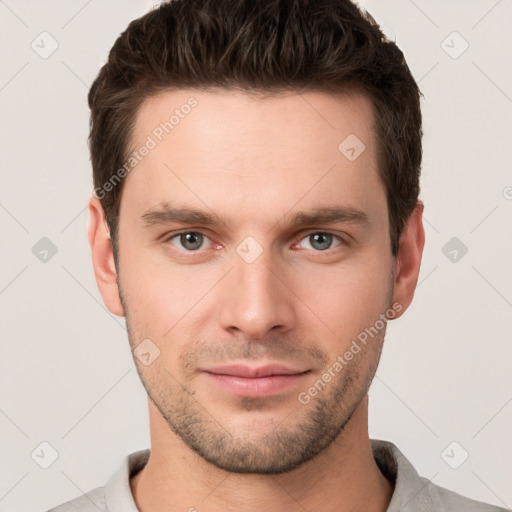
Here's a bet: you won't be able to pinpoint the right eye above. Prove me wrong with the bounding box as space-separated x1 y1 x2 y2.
166 232 212 251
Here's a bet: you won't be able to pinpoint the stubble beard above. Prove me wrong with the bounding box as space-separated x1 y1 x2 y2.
119 277 390 475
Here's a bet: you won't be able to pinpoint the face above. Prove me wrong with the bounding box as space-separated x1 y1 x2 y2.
106 89 408 473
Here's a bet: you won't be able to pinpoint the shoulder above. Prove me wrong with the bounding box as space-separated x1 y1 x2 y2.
370 439 508 512
424 478 509 512
43 449 149 512
45 485 106 512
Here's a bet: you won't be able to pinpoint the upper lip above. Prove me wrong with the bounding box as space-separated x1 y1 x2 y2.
204 364 309 378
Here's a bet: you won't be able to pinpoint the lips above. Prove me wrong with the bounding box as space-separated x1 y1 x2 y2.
202 364 311 398
204 364 308 378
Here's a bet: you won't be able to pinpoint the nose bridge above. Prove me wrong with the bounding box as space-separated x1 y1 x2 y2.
218 242 295 338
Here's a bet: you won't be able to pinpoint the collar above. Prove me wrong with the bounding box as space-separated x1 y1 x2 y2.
104 439 430 511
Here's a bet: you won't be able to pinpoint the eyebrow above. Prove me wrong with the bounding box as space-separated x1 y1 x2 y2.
141 203 226 227
140 202 370 229
289 206 369 228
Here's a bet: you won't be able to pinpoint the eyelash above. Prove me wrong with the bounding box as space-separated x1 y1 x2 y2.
164 230 351 253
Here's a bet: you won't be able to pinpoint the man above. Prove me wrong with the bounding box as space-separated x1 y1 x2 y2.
48 0 506 511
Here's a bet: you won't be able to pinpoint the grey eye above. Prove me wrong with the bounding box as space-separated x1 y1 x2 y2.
179 232 204 250
308 233 333 251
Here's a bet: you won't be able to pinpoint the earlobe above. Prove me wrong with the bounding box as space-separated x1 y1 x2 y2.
88 196 125 317
390 202 425 319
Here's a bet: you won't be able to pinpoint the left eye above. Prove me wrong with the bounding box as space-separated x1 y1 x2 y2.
297 232 343 251
168 232 211 251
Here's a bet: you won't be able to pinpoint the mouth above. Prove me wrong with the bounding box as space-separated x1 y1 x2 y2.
201 364 311 398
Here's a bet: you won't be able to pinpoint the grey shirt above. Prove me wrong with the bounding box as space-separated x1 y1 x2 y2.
47 439 508 512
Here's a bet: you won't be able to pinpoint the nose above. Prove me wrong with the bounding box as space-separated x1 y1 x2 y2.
218 248 296 339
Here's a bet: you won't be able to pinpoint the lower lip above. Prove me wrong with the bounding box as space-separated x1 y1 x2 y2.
204 372 310 398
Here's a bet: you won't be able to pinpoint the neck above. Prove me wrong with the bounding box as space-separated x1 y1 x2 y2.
130 395 393 512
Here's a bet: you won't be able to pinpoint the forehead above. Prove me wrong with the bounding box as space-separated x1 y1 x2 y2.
121 88 386 231
131 87 376 159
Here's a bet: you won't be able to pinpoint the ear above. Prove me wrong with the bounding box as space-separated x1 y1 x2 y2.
87 196 125 317
390 202 425 319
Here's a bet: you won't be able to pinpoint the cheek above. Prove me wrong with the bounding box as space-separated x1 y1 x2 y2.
119 242 223 346
290 257 392 349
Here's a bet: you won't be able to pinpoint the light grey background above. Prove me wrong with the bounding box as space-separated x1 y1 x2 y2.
0 1 511 511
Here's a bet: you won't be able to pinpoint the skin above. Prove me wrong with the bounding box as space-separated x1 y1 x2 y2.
88 89 425 512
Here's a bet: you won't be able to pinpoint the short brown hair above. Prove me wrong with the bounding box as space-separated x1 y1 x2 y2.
88 0 422 261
